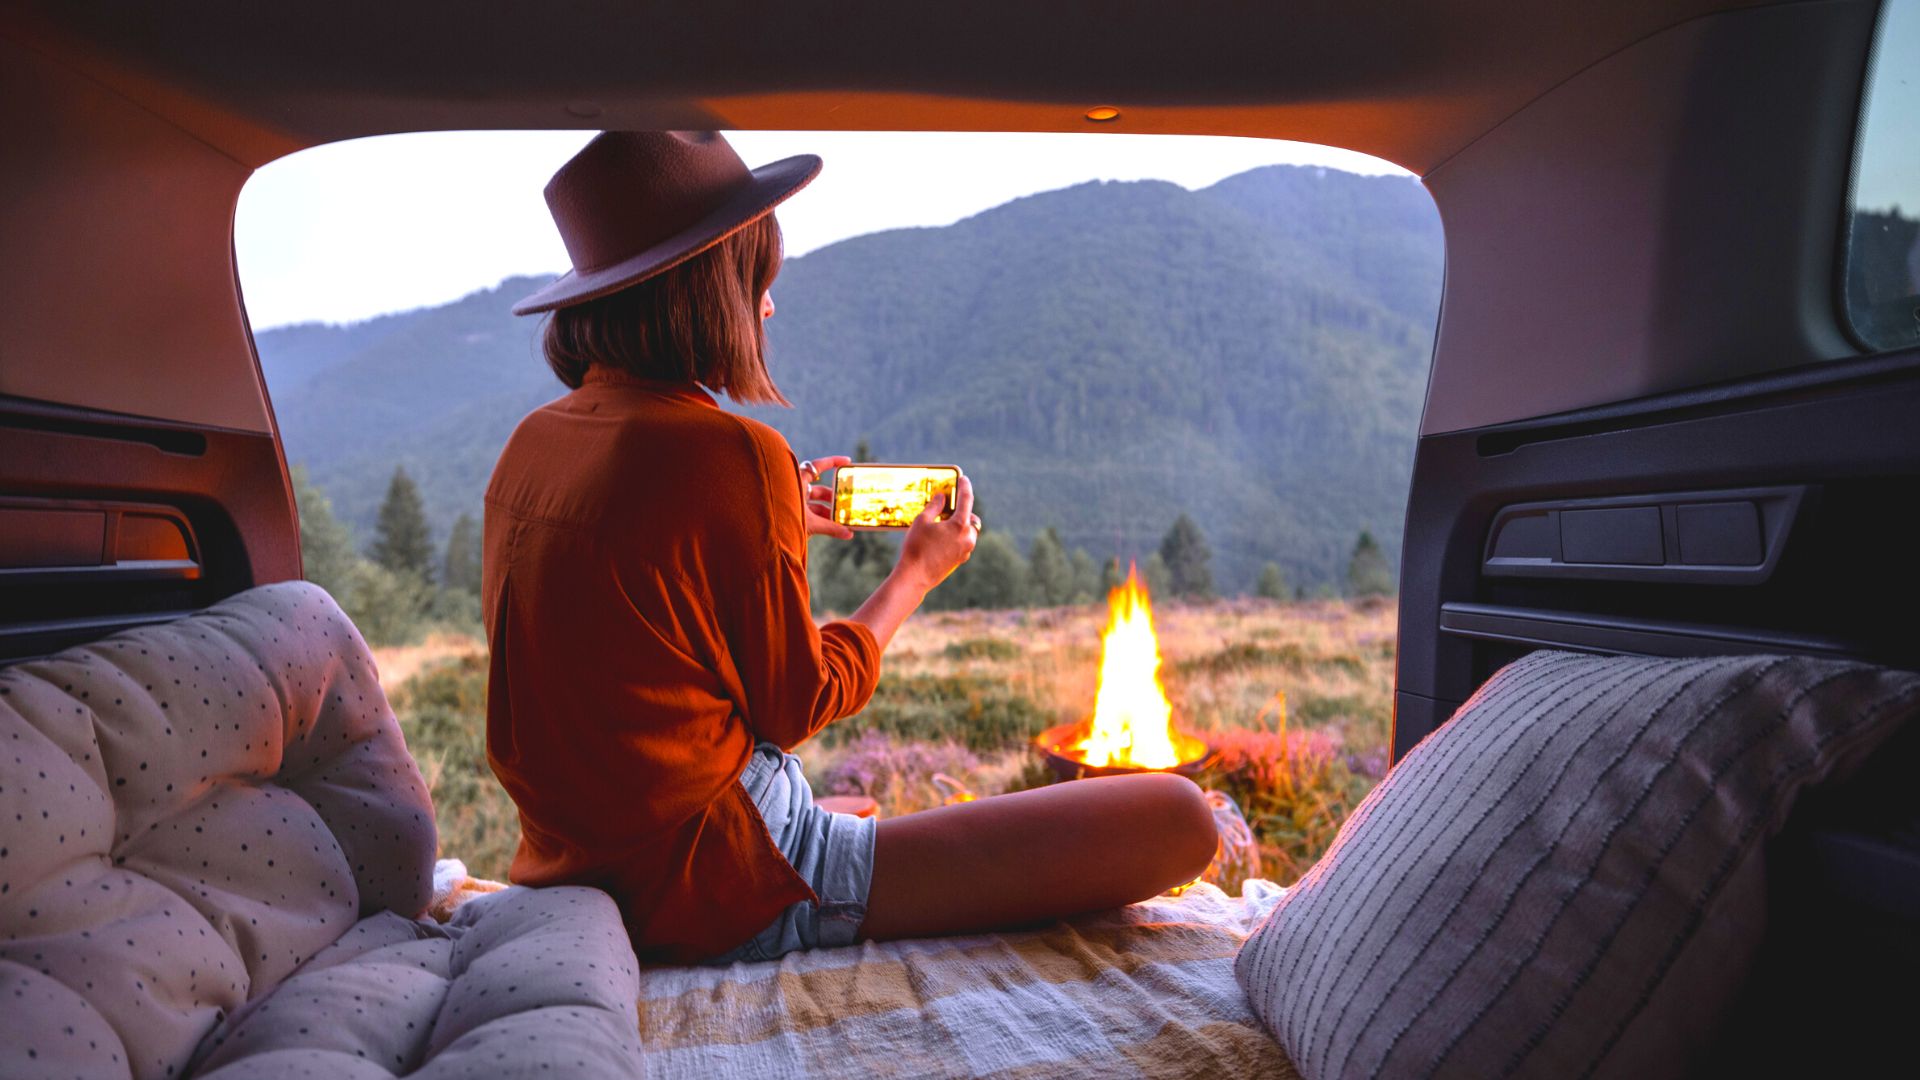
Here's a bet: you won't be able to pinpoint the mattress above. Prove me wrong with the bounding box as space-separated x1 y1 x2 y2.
632 881 1301 1079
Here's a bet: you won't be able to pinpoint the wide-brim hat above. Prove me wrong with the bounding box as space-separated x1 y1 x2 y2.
512 130 820 315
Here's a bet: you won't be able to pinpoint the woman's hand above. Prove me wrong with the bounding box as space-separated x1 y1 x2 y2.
798 455 854 540
842 474 978 654
895 473 979 593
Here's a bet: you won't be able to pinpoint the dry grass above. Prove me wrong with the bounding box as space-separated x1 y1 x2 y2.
382 596 1396 887
370 631 486 691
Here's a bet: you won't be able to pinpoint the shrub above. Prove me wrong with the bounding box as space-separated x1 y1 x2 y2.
1197 725 1372 883
822 672 1051 752
1169 642 1366 680
390 657 518 880
939 637 1025 662
1171 642 1309 677
814 732 982 816
1289 692 1382 727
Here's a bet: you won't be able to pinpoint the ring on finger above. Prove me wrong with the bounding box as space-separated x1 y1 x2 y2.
799 459 816 480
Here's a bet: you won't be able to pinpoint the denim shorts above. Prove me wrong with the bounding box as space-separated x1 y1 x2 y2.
704 741 877 965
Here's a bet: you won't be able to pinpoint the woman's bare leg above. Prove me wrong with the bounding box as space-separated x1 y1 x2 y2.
858 772 1220 942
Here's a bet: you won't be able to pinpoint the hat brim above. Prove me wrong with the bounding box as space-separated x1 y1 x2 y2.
511 153 822 316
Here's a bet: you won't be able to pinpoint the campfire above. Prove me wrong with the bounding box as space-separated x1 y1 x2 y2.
1036 564 1210 780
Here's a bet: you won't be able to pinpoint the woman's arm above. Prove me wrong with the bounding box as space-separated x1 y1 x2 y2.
723 433 977 749
842 473 978 653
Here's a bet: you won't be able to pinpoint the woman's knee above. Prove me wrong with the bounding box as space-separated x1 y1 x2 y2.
1125 772 1218 882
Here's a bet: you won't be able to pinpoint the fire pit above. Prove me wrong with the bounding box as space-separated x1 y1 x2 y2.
1035 565 1212 781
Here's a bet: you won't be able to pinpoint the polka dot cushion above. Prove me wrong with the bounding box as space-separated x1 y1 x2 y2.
0 582 437 1080
189 886 643 1079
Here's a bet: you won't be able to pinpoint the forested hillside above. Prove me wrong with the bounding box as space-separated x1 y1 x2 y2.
260 164 1442 593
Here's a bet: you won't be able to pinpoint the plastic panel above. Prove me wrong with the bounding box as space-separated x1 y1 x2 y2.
1482 486 1805 584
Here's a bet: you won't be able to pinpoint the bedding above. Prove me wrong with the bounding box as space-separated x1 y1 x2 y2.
633 880 1301 1079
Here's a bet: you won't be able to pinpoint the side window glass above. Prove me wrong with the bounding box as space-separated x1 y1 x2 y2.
1845 0 1920 352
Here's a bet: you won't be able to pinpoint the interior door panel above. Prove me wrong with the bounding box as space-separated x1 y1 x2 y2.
1396 345 1920 760
0 394 299 660
1395 343 1920 1069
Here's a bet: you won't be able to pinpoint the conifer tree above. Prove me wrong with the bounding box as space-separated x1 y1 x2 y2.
929 531 1028 609
808 535 892 614
1142 552 1173 600
1099 556 1126 596
369 466 436 583
1026 527 1073 607
291 465 357 601
1069 548 1100 604
1347 529 1395 597
1157 513 1215 599
1256 562 1290 601
443 512 482 596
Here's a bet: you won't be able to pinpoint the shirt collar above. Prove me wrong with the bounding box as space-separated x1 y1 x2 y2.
579 366 719 409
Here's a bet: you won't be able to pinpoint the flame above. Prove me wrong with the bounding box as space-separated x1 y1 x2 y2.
1070 564 1196 769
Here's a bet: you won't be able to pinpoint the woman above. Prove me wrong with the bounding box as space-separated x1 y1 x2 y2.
485 130 1218 965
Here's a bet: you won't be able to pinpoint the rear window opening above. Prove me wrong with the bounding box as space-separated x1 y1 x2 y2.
1843 0 1920 353
237 129 1441 887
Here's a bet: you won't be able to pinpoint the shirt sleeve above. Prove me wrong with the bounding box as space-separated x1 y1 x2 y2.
720 420 884 750
730 548 883 750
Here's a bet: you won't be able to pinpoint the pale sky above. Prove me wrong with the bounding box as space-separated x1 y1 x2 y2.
1856 0 1920 216
234 131 1410 331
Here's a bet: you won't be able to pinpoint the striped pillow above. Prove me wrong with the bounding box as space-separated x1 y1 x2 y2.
1234 650 1920 1079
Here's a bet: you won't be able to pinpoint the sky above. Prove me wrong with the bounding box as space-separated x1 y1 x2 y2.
233 131 1410 331
1856 0 1920 216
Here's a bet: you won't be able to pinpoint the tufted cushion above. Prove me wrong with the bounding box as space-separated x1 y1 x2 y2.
188 885 643 1079
0 582 437 1080
1234 650 1920 1080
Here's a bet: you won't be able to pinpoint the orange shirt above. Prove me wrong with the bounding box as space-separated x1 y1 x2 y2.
481 366 881 963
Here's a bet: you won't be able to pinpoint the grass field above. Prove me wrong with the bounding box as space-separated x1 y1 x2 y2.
380 595 1395 891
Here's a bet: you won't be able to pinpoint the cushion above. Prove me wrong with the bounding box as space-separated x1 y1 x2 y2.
1234 650 1920 1080
188 885 643 1079
0 582 437 1080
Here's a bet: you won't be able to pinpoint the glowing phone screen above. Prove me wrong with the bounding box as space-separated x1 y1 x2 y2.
832 465 959 529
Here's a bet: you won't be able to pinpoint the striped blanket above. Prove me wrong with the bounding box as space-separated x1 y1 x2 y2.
634 881 1300 1079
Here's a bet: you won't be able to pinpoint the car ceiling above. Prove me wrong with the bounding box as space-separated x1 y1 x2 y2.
5 0 1777 173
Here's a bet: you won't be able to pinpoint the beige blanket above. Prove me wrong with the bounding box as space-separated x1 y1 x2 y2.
632 881 1301 1079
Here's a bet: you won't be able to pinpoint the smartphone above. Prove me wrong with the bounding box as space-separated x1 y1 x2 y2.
830 464 961 530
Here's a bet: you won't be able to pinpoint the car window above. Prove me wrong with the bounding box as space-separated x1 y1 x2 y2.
1844 0 1920 352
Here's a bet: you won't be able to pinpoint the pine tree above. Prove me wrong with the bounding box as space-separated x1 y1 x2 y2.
290 466 432 646
1069 548 1100 604
1099 556 1126 596
1026 527 1073 607
443 512 482 596
1157 513 1215 599
290 465 358 601
1347 529 1395 597
343 561 434 646
809 535 893 614
1142 552 1173 600
930 531 1028 609
1256 562 1290 601
369 466 436 583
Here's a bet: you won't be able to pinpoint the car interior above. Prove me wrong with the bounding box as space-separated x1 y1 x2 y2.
3 1 1917 1076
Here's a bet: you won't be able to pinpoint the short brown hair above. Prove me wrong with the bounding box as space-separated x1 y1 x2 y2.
541 213 789 405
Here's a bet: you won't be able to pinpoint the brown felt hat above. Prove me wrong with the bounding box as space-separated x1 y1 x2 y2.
512 131 821 315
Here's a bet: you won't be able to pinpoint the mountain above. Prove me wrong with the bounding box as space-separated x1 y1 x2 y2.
258 164 1443 592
